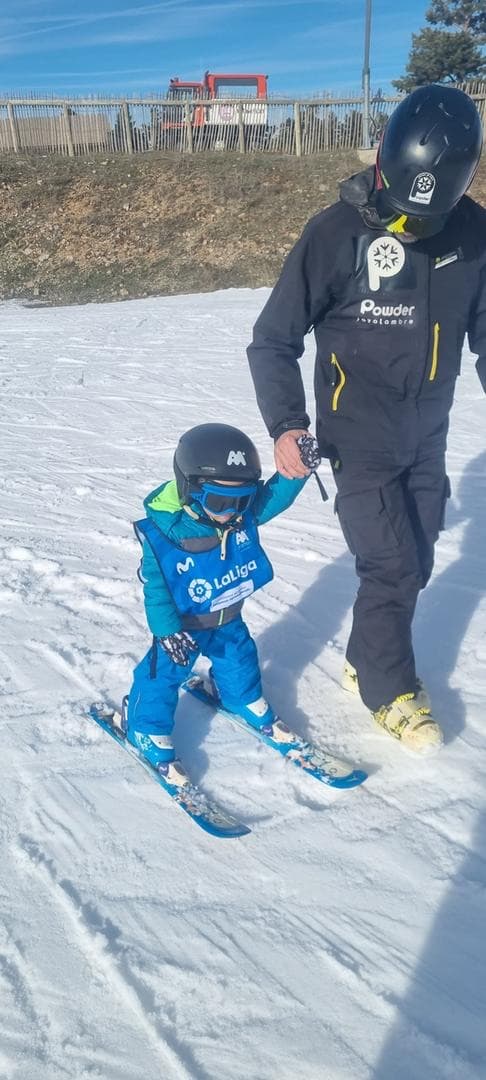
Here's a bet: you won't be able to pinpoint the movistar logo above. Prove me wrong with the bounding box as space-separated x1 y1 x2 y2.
176 556 195 574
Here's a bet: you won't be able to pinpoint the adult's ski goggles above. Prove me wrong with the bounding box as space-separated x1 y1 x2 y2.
374 171 449 239
191 481 258 516
374 191 448 239
383 211 449 239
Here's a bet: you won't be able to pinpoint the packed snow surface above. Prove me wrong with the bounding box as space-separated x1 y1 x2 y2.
1 290 485 1080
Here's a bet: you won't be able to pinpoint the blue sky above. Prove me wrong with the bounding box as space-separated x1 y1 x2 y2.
1 0 430 98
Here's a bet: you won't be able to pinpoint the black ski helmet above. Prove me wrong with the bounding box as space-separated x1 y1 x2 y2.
174 423 262 503
377 84 483 219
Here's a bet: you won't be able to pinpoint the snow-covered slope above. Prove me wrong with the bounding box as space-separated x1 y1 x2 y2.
1 290 485 1080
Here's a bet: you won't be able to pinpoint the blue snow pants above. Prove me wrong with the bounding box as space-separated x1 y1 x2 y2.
126 616 262 737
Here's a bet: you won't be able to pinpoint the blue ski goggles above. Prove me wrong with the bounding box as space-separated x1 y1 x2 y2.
190 481 257 516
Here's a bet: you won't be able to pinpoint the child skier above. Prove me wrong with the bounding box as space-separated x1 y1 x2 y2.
125 422 314 783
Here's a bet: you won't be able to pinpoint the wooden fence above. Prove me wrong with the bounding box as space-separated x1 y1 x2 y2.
1 85 485 157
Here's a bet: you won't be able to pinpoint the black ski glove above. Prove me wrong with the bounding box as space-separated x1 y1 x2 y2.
296 434 329 502
159 631 198 666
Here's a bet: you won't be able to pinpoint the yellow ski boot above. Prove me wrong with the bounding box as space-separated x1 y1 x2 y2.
342 661 431 710
372 692 443 753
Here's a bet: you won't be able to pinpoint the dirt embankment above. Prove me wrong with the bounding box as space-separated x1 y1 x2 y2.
1 150 486 306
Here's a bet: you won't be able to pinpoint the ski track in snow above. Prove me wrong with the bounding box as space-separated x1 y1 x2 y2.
1 291 486 1079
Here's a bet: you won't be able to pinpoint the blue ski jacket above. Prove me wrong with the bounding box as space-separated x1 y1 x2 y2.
137 473 306 638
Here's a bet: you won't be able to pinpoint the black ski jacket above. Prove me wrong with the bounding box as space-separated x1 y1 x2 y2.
247 168 486 462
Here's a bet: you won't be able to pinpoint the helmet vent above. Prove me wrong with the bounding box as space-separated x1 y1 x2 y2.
420 122 438 145
438 100 454 118
432 146 448 166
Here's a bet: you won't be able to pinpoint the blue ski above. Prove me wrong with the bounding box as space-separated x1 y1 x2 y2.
88 703 250 839
182 676 367 790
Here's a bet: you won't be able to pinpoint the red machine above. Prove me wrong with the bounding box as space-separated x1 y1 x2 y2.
168 71 268 103
160 71 269 147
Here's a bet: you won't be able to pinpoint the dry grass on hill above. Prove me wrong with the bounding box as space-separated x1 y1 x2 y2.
1 149 485 305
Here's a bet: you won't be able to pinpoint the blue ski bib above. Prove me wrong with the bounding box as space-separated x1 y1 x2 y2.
135 516 274 617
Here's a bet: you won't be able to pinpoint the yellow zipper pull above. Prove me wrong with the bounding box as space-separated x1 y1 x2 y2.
330 353 346 411
429 322 440 381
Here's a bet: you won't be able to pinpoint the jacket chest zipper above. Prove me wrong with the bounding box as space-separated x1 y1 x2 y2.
330 353 346 411
429 322 440 381
217 527 229 624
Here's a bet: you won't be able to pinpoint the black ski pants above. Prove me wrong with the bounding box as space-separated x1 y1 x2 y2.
333 449 450 711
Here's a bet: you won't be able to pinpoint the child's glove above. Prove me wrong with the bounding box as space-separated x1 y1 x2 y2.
159 631 198 666
297 433 321 471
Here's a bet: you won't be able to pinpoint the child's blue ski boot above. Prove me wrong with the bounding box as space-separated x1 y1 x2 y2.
122 695 186 783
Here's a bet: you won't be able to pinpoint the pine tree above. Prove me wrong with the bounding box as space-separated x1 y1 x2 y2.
393 0 486 91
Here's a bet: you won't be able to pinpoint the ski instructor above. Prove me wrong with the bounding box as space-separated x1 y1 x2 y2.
247 84 486 753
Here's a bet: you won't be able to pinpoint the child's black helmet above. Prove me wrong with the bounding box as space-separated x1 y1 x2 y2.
174 423 262 503
377 84 483 219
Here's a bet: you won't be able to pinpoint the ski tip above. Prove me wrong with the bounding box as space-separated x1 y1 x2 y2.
326 769 368 789
197 819 252 839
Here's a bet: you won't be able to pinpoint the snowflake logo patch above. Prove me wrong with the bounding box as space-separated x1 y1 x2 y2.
409 172 436 205
367 236 405 292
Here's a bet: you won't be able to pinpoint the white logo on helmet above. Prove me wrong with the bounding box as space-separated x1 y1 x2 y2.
367 236 405 292
188 578 212 603
227 450 246 466
409 172 436 205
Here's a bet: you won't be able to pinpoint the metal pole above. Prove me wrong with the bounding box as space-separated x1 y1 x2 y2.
362 0 372 148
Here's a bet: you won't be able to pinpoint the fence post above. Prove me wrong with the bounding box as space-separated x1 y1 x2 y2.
237 101 246 153
7 102 20 152
362 0 372 148
294 101 302 157
63 105 75 157
184 102 194 153
121 101 134 153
